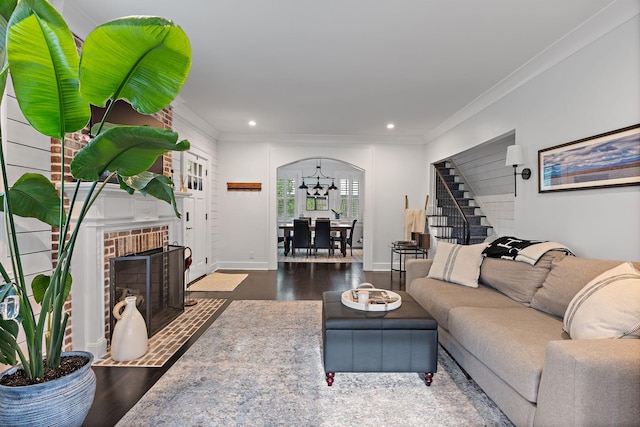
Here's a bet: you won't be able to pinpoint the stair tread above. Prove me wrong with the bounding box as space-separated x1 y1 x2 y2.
434 159 495 245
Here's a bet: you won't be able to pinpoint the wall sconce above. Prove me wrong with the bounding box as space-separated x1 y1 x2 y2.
505 145 531 197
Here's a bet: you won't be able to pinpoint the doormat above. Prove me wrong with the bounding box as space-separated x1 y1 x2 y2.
93 298 226 367
188 272 248 292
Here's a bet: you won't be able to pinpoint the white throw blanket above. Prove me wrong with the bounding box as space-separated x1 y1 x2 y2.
514 241 574 265
404 209 426 240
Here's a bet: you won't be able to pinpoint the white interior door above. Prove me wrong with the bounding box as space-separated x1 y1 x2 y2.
183 152 209 281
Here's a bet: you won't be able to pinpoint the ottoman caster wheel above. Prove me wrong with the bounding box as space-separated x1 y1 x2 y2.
325 372 335 386
424 372 433 386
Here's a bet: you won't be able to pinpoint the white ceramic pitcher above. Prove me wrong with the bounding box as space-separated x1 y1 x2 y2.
110 296 148 362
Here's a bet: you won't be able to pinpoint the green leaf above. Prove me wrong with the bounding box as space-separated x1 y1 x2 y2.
0 173 63 227
70 126 189 181
0 280 14 301
32 273 71 306
0 0 16 98
79 16 191 115
0 0 16 22
0 279 18 365
120 172 181 218
0 320 18 365
6 0 90 138
90 121 119 136
117 175 135 195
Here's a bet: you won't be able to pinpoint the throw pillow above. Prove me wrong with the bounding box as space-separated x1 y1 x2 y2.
529 256 622 318
479 250 564 305
563 262 640 340
427 241 487 288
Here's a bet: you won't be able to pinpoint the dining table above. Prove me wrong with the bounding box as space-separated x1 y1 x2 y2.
279 222 352 256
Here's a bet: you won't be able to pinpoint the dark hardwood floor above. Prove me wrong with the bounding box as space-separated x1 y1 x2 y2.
84 262 402 426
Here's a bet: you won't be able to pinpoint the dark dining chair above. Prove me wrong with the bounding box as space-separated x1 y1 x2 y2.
314 219 333 256
292 219 312 256
345 218 358 256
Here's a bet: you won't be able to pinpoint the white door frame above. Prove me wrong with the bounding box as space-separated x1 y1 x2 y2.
182 149 210 280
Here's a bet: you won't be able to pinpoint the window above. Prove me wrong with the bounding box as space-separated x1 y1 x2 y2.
277 177 297 218
186 159 204 191
339 177 360 219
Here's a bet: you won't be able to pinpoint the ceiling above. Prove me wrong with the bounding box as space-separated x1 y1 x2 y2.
64 0 615 140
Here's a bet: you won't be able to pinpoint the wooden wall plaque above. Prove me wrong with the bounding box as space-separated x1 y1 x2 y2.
227 182 262 191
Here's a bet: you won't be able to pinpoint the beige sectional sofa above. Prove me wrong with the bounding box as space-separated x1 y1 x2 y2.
406 250 640 427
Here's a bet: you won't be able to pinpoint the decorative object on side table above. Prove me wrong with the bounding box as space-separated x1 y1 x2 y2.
0 1 192 425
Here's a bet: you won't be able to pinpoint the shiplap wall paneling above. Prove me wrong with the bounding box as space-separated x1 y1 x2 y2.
451 134 514 197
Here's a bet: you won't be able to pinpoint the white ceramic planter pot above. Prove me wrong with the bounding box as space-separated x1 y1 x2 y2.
0 351 96 427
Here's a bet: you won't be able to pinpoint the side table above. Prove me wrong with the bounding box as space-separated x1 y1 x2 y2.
390 243 428 287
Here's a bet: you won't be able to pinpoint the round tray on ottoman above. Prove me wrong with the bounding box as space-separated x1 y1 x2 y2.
341 288 402 312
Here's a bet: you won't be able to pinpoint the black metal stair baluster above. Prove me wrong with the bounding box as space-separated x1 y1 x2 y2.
434 164 470 245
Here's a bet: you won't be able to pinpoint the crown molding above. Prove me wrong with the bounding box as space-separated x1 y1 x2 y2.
424 0 640 143
172 105 221 140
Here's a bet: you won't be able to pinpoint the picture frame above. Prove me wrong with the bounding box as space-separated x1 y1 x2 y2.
538 124 640 193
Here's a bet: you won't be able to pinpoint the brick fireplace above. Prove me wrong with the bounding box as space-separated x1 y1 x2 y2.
68 184 187 358
104 226 169 341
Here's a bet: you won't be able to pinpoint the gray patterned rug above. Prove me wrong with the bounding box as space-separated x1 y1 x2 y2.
117 300 513 426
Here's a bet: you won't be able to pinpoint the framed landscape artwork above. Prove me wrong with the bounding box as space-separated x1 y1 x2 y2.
538 124 640 193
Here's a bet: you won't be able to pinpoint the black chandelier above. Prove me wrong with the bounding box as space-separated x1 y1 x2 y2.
298 159 338 196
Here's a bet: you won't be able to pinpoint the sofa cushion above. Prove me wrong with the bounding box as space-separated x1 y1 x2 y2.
564 262 640 339
408 277 521 330
448 306 566 403
479 250 563 305
529 256 624 318
427 241 487 288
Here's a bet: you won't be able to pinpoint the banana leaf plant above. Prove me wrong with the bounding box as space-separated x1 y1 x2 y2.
0 0 191 380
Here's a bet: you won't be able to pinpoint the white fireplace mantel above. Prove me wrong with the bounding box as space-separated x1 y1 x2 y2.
70 183 189 358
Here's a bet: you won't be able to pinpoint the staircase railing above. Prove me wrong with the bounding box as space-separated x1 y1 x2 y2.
434 166 470 245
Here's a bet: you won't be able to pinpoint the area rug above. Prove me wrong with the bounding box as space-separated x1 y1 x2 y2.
117 300 513 426
188 272 248 291
278 247 363 263
94 298 226 367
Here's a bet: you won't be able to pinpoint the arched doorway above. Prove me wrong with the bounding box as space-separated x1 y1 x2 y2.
268 146 374 271
276 158 363 264
276 157 365 263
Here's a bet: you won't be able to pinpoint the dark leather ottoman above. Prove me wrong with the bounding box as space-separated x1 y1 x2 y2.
322 290 438 386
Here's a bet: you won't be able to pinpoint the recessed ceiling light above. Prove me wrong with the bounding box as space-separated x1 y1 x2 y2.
386 123 395 129
248 120 257 127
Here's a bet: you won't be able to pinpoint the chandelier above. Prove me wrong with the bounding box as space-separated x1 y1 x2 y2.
298 159 338 196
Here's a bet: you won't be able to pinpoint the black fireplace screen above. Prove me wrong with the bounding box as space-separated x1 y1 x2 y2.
110 245 185 338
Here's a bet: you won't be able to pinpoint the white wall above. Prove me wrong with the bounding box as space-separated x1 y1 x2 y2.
217 139 426 270
425 13 640 261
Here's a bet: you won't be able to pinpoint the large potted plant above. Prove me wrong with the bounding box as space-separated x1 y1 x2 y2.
0 0 191 425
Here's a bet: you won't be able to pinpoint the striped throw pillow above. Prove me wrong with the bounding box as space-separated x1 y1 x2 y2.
427 241 487 288
563 262 640 339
